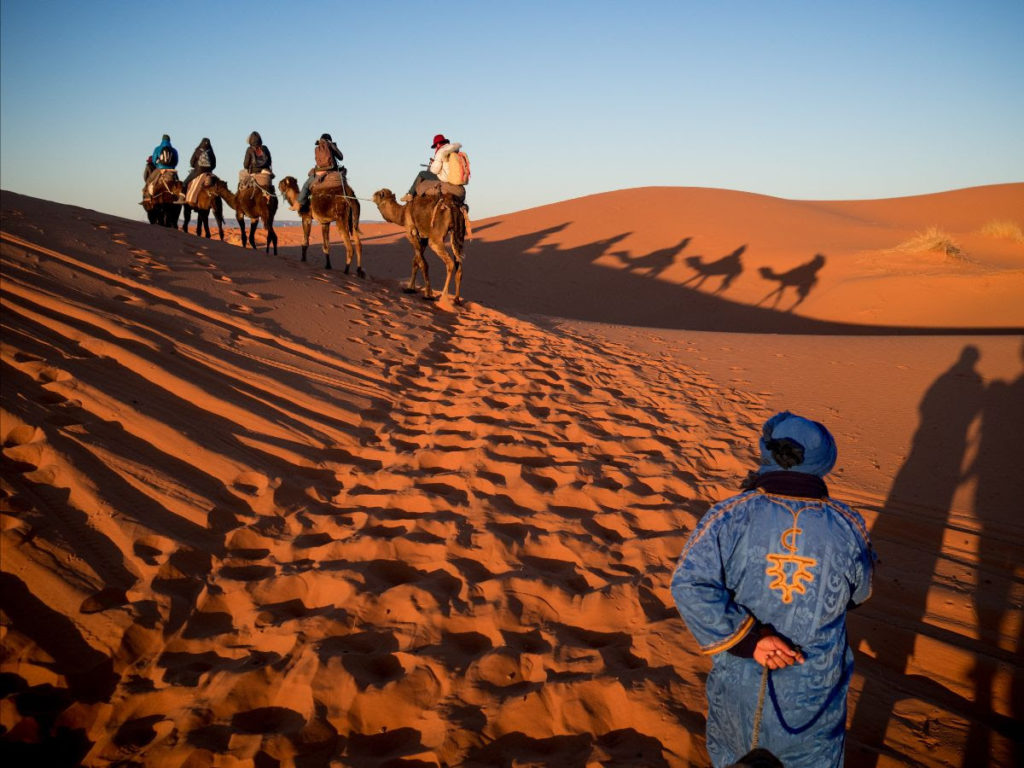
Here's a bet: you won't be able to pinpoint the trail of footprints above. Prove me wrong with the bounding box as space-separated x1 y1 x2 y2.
97 302 770 764
3 236 772 764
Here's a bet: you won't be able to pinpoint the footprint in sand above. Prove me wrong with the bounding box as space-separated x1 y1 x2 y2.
232 289 264 301
114 294 143 304
213 274 233 283
229 304 254 314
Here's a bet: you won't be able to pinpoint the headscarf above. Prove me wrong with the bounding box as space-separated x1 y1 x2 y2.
757 411 837 477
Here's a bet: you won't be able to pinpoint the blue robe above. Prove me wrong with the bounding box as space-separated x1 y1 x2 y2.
671 488 873 768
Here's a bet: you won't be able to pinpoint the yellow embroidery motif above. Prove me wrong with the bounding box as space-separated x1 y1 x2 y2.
765 511 818 603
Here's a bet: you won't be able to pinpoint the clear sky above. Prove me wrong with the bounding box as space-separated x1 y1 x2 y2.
1 1 1022 223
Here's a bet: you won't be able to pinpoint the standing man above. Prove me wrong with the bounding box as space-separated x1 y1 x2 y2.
671 412 874 768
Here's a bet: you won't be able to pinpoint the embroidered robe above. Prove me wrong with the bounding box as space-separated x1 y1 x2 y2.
671 489 873 768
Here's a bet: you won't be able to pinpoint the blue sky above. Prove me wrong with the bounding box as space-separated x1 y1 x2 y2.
1 1 1022 223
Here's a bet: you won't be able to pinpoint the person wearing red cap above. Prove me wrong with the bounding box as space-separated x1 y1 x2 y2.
403 133 463 202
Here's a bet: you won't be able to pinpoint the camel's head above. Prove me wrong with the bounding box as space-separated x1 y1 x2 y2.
278 176 299 201
372 188 396 207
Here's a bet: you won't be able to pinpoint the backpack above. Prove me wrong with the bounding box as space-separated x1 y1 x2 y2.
157 146 175 166
446 151 470 185
314 139 333 169
197 148 212 168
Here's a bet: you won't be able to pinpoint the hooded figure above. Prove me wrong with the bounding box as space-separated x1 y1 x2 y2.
183 138 217 190
292 133 345 211
671 412 874 768
243 131 272 175
151 134 178 170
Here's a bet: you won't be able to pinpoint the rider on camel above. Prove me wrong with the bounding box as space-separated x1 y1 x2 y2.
242 132 273 190
292 133 345 212
403 133 463 202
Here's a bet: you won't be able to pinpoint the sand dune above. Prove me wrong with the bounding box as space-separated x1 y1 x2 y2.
1 186 1021 767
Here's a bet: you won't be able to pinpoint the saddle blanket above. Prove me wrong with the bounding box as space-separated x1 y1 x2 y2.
186 173 213 206
239 169 276 195
415 180 466 201
311 171 345 192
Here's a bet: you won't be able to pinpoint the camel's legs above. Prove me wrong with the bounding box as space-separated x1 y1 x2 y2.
266 217 277 255
320 222 332 270
249 221 259 252
338 213 365 278
428 236 456 300
300 217 312 262
406 236 430 297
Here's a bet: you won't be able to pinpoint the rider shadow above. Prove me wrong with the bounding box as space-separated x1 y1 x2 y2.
848 346 988 766
756 254 826 310
681 244 745 294
962 341 1024 767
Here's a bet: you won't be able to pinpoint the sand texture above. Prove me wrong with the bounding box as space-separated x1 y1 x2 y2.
1 185 1022 766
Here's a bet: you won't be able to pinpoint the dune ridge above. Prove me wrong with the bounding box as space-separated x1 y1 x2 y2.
1 188 1022 766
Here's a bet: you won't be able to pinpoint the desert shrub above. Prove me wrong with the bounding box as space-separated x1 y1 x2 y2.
979 219 1024 243
894 227 967 259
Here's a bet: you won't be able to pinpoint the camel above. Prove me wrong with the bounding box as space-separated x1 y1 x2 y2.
278 175 364 275
182 174 225 240
372 189 466 303
209 178 278 254
757 253 826 310
141 172 183 228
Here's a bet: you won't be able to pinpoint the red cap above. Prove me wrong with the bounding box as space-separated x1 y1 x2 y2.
431 134 448 148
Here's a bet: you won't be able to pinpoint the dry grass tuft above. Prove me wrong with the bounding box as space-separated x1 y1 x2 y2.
979 219 1024 243
894 227 968 260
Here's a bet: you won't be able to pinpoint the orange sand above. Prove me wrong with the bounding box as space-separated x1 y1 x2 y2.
1 184 1021 767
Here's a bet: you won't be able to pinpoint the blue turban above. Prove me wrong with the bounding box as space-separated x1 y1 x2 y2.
758 411 837 477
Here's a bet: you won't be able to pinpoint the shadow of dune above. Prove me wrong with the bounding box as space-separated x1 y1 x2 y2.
363 223 1022 335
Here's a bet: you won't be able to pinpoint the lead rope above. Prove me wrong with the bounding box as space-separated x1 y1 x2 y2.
751 665 769 750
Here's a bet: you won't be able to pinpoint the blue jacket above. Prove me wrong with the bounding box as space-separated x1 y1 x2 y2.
671 484 873 768
152 139 178 170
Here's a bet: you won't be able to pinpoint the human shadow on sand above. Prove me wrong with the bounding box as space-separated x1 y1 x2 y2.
363 221 1023 335
846 345 1023 766
961 341 1024 767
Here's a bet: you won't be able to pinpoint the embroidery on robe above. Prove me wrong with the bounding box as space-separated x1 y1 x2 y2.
765 509 818 603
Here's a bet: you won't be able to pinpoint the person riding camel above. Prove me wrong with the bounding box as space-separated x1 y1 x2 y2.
242 131 273 191
292 133 345 212
182 138 217 202
145 134 183 202
403 133 465 202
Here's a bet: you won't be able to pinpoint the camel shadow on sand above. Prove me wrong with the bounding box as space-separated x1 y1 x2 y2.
363 220 1022 336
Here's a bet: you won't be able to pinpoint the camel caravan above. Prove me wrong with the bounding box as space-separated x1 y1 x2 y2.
140 131 471 302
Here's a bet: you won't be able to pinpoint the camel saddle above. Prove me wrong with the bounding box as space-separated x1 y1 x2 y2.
143 168 179 199
415 179 465 201
239 169 276 197
310 170 346 193
185 173 213 206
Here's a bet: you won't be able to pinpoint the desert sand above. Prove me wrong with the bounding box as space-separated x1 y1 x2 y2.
1 183 1022 767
